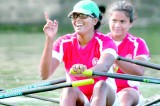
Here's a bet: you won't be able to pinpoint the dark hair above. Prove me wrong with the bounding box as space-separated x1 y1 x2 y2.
92 12 103 30
94 5 106 30
99 5 106 14
107 1 137 23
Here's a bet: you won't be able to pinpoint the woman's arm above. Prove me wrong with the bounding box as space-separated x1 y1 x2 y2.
115 56 147 76
90 53 116 72
39 12 59 80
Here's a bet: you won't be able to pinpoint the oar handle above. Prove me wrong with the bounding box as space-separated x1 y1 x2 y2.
72 78 94 87
69 69 93 77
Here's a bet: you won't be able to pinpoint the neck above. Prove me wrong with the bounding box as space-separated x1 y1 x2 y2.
111 33 126 41
77 31 95 46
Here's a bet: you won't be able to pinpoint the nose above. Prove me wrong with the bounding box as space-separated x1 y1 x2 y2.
115 22 120 27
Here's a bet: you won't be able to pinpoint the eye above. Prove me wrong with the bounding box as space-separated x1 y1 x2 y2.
112 19 117 23
79 14 88 19
121 20 125 24
69 15 73 18
70 13 78 19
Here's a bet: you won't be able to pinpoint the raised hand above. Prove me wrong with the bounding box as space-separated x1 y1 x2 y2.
43 12 58 40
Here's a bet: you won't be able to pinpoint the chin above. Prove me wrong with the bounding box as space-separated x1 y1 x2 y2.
76 31 84 36
75 30 80 33
113 32 121 36
75 29 82 33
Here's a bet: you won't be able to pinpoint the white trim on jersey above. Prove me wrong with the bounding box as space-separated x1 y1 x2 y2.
52 36 77 63
128 37 138 58
102 48 118 59
52 50 63 63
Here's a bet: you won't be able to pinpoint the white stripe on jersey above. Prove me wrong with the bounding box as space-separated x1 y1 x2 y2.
52 36 77 62
52 50 63 63
127 36 138 58
102 48 118 59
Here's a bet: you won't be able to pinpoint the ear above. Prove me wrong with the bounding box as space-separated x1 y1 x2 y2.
129 23 133 28
93 18 98 25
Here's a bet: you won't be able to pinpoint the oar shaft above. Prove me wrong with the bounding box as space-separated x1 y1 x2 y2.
0 83 71 99
117 56 160 70
0 79 94 99
23 83 71 95
5 77 66 92
0 78 66 102
92 71 160 84
25 94 60 103
70 69 160 84
144 97 160 106
0 101 15 106
0 87 60 103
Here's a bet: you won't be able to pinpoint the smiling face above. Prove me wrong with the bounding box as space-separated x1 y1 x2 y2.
109 11 132 41
70 12 98 36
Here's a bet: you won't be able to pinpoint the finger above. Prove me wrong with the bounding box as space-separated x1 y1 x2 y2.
71 65 77 73
72 64 80 73
75 64 80 69
53 20 58 27
43 24 47 31
79 64 85 74
45 12 50 22
47 19 58 27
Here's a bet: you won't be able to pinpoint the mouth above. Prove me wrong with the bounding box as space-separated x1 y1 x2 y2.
76 23 83 27
114 28 121 32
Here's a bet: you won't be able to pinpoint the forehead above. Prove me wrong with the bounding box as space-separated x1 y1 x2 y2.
110 11 130 20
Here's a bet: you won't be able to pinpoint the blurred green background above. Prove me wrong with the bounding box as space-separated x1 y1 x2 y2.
0 0 160 105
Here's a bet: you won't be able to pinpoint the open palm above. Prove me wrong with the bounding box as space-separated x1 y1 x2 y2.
43 12 58 39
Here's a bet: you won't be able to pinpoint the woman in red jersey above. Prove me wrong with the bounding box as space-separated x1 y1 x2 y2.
106 1 150 106
40 0 119 106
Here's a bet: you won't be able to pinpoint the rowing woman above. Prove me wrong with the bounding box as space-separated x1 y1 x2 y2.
40 0 119 105
106 1 150 106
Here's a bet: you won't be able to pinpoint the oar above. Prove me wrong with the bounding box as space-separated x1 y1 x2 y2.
117 56 160 70
3 77 66 93
0 101 16 106
25 94 60 103
70 69 160 84
0 89 14 105
1 88 60 103
144 97 160 106
0 78 94 99
0 77 66 103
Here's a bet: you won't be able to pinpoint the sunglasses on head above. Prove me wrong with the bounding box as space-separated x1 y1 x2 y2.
69 13 94 19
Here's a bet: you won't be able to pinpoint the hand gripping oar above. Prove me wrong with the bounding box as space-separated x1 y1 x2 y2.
0 78 94 99
117 56 160 70
70 69 160 84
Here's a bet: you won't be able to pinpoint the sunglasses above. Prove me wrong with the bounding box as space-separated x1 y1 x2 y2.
69 13 94 19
